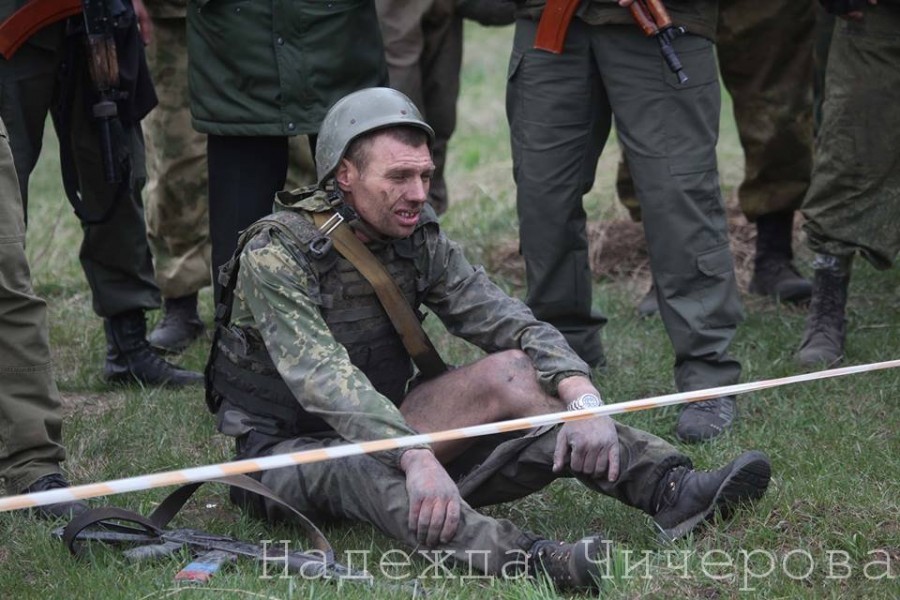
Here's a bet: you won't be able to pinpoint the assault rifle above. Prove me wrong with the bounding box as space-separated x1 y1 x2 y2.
627 0 688 83
533 0 688 84
81 0 130 185
54 476 426 595
0 0 82 59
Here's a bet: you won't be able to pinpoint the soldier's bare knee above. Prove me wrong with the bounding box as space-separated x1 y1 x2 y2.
481 350 542 410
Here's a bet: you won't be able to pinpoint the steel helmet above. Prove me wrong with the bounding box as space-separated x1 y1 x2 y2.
315 87 434 186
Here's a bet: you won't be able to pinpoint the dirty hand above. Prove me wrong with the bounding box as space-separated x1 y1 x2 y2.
401 449 462 547
554 416 620 481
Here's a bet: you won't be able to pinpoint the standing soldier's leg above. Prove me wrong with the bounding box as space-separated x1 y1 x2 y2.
375 0 461 215
507 18 608 368
603 29 743 442
66 60 202 387
717 0 815 303
799 8 900 367
0 115 85 518
419 0 463 215
144 15 211 354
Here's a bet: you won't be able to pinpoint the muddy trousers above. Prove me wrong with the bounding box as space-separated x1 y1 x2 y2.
250 422 689 576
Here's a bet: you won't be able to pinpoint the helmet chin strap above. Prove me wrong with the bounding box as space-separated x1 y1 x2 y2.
324 182 390 244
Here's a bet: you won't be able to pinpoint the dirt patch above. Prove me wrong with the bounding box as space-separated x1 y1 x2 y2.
488 198 801 294
58 392 125 417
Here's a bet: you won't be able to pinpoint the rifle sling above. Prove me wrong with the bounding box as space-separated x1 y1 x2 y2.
0 0 82 59
312 211 448 380
61 475 334 560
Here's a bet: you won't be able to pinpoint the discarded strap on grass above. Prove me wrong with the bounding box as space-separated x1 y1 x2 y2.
2 359 899 514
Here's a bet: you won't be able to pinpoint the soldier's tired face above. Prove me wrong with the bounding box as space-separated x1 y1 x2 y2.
336 131 435 241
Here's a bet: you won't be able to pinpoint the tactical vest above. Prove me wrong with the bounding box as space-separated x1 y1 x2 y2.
206 201 434 439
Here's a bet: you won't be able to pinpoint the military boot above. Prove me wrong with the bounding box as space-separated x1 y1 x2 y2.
653 451 771 542
148 293 206 354
797 254 851 368
527 535 612 592
748 210 812 303
637 282 659 318
676 395 736 443
104 310 203 387
21 473 89 520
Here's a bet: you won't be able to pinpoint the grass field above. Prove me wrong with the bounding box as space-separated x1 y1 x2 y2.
1 23 898 600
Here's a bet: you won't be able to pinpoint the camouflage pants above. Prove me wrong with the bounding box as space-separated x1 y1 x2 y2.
144 16 211 299
375 0 463 215
144 17 316 299
0 116 65 494
618 0 816 222
802 7 900 269
250 422 688 575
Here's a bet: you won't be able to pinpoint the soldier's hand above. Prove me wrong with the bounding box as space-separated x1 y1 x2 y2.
132 0 153 45
553 417 620 482
820 0 877 20
400 449 461 547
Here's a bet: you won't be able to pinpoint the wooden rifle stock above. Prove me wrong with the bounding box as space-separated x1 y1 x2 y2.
533 0 581 53
0 0 83 59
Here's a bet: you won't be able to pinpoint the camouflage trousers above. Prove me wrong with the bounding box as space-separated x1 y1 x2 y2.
247 422 688 575
0 116 65 494
144 17 316 299
618 0 816 222
375 0 463 215
802 6 900 269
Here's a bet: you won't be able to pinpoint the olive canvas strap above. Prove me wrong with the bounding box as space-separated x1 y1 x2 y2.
312 210 448 379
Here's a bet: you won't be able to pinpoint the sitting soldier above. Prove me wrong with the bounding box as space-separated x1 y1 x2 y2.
205 88 771 591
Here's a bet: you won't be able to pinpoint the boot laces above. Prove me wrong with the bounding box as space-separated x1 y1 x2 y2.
807 273 846 334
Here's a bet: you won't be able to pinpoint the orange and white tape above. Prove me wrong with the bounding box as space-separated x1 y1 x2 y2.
1 359 898 513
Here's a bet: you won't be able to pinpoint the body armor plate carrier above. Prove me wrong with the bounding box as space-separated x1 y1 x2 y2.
205 191 434 440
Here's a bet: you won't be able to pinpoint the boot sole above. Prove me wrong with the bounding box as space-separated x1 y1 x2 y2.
657 451 771 542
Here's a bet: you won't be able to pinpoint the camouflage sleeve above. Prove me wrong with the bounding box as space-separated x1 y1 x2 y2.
420 228 591 396
236 230 428 468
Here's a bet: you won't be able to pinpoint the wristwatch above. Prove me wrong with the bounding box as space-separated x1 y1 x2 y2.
566 393 603 412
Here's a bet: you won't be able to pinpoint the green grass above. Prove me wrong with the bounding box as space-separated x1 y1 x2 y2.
2 23 898 600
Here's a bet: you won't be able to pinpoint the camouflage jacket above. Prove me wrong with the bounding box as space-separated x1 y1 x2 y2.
226 189 591 468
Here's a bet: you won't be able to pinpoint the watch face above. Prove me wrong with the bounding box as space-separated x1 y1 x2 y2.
579 394 601 408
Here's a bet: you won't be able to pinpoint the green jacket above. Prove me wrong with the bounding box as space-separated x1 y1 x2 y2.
186 0 388 136
517 0 718 41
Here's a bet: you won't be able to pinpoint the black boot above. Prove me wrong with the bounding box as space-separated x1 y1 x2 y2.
749 210 812 303
637 282 659 318
104 310 203 387
675 395 737 443
797 254 851 368
147 293 206 354
527 534 612 592
653 451 771 542
21 473 88 520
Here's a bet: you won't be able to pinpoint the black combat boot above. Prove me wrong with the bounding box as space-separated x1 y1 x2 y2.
653 451 771 542
21 473 88 520
676 396 737 443
104 310 203 387
797 254 851 368
147 293 206 354
748 210 812 303
527 534 612 592
637 282 659 318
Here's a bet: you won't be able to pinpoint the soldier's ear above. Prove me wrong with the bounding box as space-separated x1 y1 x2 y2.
335 158 356 192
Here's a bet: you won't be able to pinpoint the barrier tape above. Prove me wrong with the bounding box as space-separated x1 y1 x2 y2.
2 359 898 514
